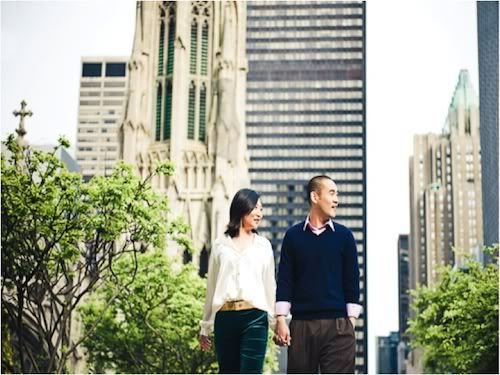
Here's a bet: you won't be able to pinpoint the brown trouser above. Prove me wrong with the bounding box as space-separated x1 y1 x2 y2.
287 318 355 374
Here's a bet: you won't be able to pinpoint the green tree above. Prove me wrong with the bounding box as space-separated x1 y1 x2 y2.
79 250 279 374
79 250 218 373
1 134 185 373
407 245 499 373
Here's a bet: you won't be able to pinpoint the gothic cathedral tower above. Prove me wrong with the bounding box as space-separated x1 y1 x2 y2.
120 1 250 263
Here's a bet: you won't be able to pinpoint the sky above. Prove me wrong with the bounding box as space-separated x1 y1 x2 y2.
1 1 479 373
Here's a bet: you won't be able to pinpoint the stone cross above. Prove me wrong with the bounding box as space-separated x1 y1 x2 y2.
13 100 33 142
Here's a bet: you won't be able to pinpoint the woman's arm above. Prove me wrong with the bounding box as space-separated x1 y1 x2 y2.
200 245 220 337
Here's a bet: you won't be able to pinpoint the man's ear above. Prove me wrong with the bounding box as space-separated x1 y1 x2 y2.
310 191 318 204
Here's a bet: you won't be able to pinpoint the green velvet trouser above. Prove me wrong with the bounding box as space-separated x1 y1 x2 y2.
214 308 268 374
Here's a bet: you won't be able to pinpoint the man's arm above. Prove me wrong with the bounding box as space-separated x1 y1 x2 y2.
343 229 362 323
275 232 293 346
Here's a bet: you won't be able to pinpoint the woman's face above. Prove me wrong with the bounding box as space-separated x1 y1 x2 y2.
242 199 263 231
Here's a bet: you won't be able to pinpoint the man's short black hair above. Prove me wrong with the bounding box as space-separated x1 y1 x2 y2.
306 175 334 206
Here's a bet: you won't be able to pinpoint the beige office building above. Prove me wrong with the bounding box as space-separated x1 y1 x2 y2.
76 57 129 181
409 70 483 288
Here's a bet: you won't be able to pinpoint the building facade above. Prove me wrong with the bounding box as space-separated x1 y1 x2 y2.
120 1 249 263
76 57 128 181
398 234 409 339
409 70 483 288
246 1 367 371
477 1 499 248
376 332 399 374
397 234 410 374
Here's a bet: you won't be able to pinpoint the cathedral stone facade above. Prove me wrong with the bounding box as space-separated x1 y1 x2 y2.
120 1 250 264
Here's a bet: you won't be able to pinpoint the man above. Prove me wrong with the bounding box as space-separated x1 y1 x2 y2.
274 175 362 373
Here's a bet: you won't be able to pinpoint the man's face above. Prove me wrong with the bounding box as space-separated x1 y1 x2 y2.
312 179 339 218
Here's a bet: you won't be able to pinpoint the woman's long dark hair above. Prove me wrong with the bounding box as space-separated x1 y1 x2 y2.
224 188 260 238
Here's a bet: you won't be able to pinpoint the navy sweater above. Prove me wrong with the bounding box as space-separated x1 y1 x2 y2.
276 221 360 319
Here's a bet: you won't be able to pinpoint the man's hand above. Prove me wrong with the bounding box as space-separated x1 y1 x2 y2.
199 334 212 351
273 316 291 346
348 316 356 330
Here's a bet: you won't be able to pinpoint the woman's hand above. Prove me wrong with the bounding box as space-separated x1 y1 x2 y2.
273 316 291 346
199 334 212 351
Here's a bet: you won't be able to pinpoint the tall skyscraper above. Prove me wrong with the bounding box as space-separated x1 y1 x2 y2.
409 70 483 288
76 57 129 181
398 234 409 339
477 1 499 248
121 1 249 263
376 332 399 374
246 1 367 372
397 234 410 374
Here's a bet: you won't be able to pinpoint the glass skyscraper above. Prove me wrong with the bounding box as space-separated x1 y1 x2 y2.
477 1 499 248
246 1 367 372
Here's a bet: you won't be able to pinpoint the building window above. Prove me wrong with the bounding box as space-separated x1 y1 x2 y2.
163 81 172 140
199 83 207 141
158 21 165 75
156 83 163 141
201 20 209 75
188 81 196 139
167 18 175 75
189 1 212 142
156 1 176 141
82 63 102 77
190 19 198 74
105 63 127 77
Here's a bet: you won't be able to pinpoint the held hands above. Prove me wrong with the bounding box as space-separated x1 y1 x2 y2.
349 316 356 330
199 334 212 351
273 316 291 347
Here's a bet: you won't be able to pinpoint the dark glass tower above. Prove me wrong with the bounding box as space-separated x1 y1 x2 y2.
246 1 367 372
397 234 409 341
477 1 499 249
376 332 399 374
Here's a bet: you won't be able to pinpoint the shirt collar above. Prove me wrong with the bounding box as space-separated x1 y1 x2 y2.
303 215 335 232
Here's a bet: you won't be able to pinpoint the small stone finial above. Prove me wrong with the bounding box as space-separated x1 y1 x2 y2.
13 100 33 143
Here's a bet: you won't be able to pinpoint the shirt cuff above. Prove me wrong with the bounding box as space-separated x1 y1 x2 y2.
199 320 213 336
275 301 291 316
346 303 363 318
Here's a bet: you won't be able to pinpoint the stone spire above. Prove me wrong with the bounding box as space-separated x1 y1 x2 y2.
13 100 33 146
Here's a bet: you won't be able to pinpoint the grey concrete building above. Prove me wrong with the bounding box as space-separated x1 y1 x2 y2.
246 1 367 372
477 1 499 248
76 57 129 181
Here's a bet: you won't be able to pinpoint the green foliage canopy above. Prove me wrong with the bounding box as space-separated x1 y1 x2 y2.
408 245 499 373
80 250 219 373
1 135 179 373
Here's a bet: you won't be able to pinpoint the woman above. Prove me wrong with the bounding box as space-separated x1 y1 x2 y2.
199 188 276 374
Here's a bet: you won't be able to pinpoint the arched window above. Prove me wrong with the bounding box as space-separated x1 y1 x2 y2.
199 246 209 277
199 83 207 141
190 19 198 75
183 249 193 265
189 1 212 142
155 1 176 142
188 81 196 139
155 83 162 141
164 81 172 140
201 20 209 76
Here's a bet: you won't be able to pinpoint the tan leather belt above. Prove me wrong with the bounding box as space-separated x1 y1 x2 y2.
220 300 254 311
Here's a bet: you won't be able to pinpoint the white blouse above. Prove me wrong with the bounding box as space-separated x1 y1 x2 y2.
200 234 276 336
